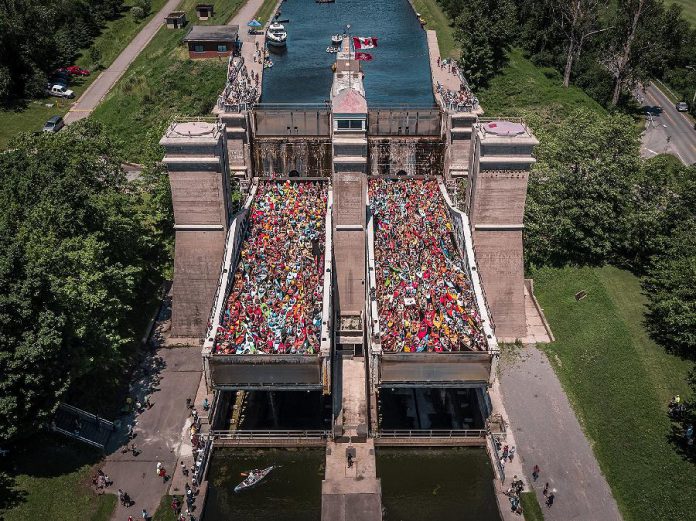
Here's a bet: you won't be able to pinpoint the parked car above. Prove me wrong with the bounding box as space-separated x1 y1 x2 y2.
43 115 65 133
676 101 689 112
66 65 90 76
47 84 75 98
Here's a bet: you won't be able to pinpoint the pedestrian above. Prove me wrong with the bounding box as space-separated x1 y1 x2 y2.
508 446 516 462
117 489 124 504
142 508 149 520
159 467 167 482
128 516 134 521
532 464 540 481
546 493 555 508
131 443 139 456
122 491 131 507
186 397 192 409
502 445 509 459
156 461 162 476
542 482 549 496
145 395 152 409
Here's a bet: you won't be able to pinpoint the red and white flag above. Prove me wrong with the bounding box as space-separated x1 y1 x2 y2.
353 36 378 49
355 52 373 61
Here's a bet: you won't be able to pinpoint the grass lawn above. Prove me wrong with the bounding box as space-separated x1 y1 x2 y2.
255 0 280 26
151 494 184 521
520 492 544 521
534 265 694 521
669 0 696 26
0 434 115 521
0 0 167 150
410 0 459 59
91 0 245 163
477 48 605 119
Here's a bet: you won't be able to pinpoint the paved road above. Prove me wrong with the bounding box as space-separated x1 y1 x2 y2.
499 347 623 521
64 0 181 124
640 83 696 165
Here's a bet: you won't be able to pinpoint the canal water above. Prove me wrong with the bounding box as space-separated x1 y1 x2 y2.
261 0 434 105
205 448 325 521
377 448 502 521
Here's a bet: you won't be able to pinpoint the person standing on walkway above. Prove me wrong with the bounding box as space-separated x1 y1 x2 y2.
546 493 555 507
142 508 149 520
508 446 516 462
542 482 549 496
532 465 540 481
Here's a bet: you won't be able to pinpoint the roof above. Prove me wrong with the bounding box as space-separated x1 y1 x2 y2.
166 11 186 18
195 3 214 8
183 25 239 43
332 87 367 114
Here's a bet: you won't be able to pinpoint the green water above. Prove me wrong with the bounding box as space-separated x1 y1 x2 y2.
204 448 324 521
377 448 501 521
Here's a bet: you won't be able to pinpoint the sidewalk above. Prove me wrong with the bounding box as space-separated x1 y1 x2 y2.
64 0 181 124
102 346 202 521
499 346 623 521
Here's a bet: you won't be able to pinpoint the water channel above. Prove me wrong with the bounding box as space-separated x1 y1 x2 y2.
261 0 434 105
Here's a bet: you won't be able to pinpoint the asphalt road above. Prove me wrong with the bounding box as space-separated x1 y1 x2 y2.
64 0 181 125
500 347 623 521
640 83 696 165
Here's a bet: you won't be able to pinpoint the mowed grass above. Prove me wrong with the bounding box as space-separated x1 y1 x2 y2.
255 0 279 26
534 265 694 521
91 0 245 162
0 0 166 149
519 492 544 521
477 48 605 118
410 0 459 58
0 434 115 521
669 0 696 26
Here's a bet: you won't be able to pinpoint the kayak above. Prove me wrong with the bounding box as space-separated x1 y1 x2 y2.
234 466 276 493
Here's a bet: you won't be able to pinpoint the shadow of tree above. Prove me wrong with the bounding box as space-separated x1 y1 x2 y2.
0 470 27 512
667 366 696 464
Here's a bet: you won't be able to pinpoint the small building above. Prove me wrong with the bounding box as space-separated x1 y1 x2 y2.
195 4 214 20
165 11 187 29
183 25 240 59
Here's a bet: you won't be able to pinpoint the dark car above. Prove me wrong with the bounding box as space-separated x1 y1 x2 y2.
43 115 65 133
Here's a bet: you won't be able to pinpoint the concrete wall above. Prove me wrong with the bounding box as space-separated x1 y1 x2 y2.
469 170 528 226
169 171 229 226
251 138 333 177
367 138 445 176
471 230 526 339
254 110 331 136
367 109 440 136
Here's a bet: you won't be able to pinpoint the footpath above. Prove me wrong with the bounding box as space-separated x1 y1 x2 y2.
499 346 623 521
64 0 181 124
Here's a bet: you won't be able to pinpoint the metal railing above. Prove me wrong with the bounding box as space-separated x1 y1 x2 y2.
211 429 330 439
489 433 506 482
375 429 487 438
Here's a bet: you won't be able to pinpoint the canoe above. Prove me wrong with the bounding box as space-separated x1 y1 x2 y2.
234 466 276 493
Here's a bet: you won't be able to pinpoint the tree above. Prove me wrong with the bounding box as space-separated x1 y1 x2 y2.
603 0 663 106
558 0 607 87
453 0 517 89
0 121 170 442
524 109 641 267
131 6 145 21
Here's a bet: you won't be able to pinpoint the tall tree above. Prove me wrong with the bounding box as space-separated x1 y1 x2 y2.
0 121 170 441
558 0 606 87
453 0 517 89
603 0 662 106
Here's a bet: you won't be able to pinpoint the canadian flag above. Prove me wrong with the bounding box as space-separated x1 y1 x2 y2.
353 36 378 49
355 52 373 62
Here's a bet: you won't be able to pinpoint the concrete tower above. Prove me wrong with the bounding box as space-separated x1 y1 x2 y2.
465 120 538 341
160 120 231 341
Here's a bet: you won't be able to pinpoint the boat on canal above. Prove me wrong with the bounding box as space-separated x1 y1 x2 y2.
234 466 276 493
267 22 288 48
330 34 343 46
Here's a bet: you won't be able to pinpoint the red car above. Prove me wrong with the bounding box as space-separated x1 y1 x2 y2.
66 65 90 76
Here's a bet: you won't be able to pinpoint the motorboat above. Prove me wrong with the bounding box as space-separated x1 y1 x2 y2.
331 34 343 46
266 22 287 48
326 46 339 54
234 466 276 493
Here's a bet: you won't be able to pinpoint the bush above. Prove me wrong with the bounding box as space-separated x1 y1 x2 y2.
135 0 152 16
131 6 145 21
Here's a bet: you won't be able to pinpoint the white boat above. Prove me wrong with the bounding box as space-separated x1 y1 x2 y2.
331 34 343 46
266 23 287 48
234 466 276 492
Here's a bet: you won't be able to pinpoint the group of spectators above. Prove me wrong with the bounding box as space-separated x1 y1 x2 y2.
214 181 327 355
369 178 486 353
221 56 259 110
435 57 478 112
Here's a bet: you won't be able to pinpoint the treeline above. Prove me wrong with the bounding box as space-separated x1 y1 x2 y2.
442 0 696 112
0 121 172 442
0 0 125 103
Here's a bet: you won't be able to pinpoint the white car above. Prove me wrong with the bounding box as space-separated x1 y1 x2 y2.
675 101 689 112
47 84 75 99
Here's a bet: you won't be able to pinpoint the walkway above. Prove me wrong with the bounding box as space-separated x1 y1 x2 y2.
64 0 180 124
228 0 272 99
499 346 623 521
102 346 202 521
